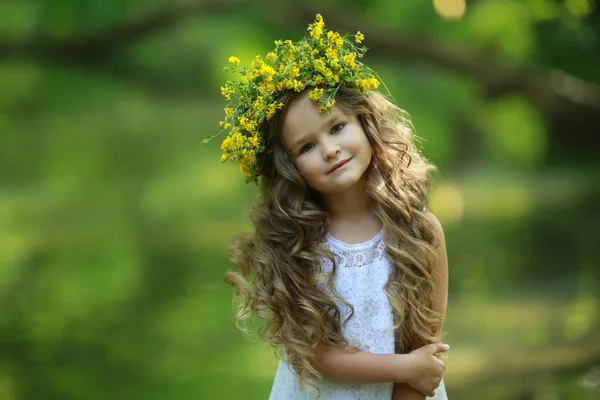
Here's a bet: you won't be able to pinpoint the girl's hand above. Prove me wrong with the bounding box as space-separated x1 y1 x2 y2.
404 343 449 397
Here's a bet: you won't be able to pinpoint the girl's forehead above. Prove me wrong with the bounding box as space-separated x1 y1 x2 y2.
282 95 345 142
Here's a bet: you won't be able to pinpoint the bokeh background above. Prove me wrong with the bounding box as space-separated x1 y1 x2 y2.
1 0 599 399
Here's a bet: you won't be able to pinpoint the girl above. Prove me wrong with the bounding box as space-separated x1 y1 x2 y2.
215 15 449 400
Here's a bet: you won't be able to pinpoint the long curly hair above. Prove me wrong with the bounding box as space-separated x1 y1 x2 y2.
224 86 443 395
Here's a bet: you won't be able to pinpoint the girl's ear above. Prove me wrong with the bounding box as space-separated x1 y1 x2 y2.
293 162 302 175
284 150 301 174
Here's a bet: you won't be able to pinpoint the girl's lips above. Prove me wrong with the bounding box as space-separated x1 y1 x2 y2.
329 158 350 173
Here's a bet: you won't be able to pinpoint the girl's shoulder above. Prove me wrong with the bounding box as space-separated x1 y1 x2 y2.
423 210 445 244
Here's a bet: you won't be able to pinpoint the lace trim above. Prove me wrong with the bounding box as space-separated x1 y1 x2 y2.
322 229 386 269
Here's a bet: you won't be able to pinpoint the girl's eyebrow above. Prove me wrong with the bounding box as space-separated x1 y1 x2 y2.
290 115 340 150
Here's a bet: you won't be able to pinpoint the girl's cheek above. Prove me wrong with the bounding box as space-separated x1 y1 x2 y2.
296 160 309 176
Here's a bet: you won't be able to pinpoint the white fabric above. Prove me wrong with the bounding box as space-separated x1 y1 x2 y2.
269 230 448 399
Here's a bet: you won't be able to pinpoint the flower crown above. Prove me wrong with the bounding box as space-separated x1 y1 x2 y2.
206 14 383 183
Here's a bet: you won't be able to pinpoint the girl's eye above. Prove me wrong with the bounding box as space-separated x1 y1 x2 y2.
331 123 345 134
299 143 315 154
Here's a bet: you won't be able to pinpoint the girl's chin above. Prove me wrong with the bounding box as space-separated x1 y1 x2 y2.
317 175 364 194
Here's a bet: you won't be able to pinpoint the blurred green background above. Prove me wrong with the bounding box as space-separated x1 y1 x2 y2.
1 0 599 399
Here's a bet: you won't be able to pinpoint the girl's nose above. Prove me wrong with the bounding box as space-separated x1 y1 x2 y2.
322 138 341 160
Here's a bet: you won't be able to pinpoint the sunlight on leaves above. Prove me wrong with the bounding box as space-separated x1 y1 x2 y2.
25 238 142 346
430 182 465 225
141 158 241 222
0 195 32 291
462 179 533 219
530 0 559 20
455 255 490 302
0 2 37 39
444 346 489 385
0 367 16 400
198 220 251 250
478 96 547 166
523 320 552 348
565 0 596 18
433 0 466 21
249 343 280 380
367 1 430 30
563 294 597 341
0 63 40 108
467 0 534 59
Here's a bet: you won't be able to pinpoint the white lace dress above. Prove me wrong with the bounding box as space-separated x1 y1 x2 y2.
269 229 448 400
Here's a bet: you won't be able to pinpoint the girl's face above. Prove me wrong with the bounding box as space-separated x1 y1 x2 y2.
281 92 373 194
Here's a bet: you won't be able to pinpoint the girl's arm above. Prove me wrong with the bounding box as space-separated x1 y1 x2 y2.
392 383 426 400
313 346 412 384
392 212 449 399
314 342 448 390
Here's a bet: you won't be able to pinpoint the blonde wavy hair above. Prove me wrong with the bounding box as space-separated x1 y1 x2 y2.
224 86 443 395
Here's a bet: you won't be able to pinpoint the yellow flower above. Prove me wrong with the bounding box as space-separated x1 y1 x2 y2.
309 88 324 102
329 57 340 69
357 78 379 90
259 63 276 80
355 31 364 43
265 102 280 119
232 132 245 148
254 98 266 113
343 53 356 68
221 136 232 152
309 24 323 38
228 56 241 66
308 14 325 38
289 66 300 79
261 82 276 95
220 85 234 101
320 100 335 114
249 135 260 147
292 80 304 91
327 31 343 47
266 52 277 62
313 59 326 73
368 77 380 89
247 120 258 133
325 46 339 59
284 39 296 52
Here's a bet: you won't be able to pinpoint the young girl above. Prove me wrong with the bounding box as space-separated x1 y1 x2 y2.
213 15 449 400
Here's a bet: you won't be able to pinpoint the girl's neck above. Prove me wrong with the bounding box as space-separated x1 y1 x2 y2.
320 175 380 228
